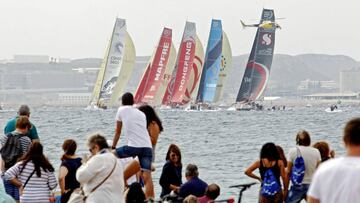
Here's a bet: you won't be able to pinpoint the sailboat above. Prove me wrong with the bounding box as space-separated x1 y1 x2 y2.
134 27 176 107
162 22 203 108
88 18 136 109
195 19 231 110
235 9 277 111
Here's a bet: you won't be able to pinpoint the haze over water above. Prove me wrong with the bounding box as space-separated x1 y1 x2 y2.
0 106 357 201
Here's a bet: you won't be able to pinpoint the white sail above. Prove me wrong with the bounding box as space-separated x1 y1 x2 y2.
153 42 177 106
213 31 232 103
109 31 136 106
98 18 127 106
188 35 205 103
89 41 111 105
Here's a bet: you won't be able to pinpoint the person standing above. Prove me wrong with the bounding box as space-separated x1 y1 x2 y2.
4 142 57 203
285 130 321 203
58 139 82 203
122 104 164 182
1 116 32 202
77 134 124 203
111 92 154 199
245 142 287 203
307 118 360 203
4 105 39 142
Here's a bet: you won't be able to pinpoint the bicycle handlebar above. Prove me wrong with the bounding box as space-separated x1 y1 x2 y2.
229 182 257 189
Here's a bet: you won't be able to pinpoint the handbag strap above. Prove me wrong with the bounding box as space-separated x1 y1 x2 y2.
90 157 117 193
23 169 36 189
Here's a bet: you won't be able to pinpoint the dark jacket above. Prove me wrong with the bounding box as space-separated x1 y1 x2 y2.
159 160 182 197
179 176 208 198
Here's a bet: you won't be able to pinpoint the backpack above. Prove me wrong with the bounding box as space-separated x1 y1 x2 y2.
0 133 23 169
290 148 305 186
261 169 281 197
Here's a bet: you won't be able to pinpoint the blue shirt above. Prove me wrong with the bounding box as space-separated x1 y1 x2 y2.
179 176 208 198
4 117 39 141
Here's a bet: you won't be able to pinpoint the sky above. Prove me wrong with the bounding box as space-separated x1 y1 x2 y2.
1 0 359 61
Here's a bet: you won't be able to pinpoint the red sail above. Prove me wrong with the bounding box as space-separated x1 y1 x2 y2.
134 28 173 104
170 40 196 103
162 22 197 106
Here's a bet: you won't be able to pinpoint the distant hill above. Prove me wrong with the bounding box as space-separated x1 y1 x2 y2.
119 54 359 102
223 54 360 102
0 54 360 103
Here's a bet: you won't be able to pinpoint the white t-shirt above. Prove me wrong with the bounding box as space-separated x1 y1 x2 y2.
308 157 360 203
115 105 152 148
288 146 321 184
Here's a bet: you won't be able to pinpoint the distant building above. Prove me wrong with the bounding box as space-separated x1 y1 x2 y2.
13 55 50 63
340 68 360 93
58 93 91 105
302 92 359 100
297 79 338 94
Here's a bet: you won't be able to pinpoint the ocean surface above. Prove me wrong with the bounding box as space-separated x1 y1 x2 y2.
0 105 358 202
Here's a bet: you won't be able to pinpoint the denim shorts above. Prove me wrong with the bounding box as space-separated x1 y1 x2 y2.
286 184 309 203
115 146 153 171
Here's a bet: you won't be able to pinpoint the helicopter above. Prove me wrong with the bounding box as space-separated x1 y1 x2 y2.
240 19 282 29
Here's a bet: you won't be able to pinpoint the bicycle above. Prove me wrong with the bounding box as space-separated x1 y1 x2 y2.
228 182 257 203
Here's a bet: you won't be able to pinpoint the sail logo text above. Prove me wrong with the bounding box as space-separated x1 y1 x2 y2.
110 56 122 64
155 42 170 81
179 41 193 91
261 34 272 45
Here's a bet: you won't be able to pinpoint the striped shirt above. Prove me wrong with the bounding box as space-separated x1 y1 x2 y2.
5 161 57 203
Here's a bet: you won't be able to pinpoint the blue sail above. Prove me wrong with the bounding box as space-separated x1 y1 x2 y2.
196 19 223 103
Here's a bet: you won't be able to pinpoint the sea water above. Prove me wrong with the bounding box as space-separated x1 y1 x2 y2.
0 106 358 201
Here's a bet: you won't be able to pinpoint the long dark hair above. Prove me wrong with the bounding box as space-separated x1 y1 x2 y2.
61 139 77 161
20 142 54 177
126 182 145 203
260 142 280 162
138 105 163 132
165 144 182 166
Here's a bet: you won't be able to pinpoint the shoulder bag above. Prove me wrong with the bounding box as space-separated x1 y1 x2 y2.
68 157 117 203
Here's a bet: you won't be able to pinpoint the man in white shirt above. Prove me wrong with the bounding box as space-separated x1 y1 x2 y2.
308 118 360 203
111 92 154 199
285 130 321 203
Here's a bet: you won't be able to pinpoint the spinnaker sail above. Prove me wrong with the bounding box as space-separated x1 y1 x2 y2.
236 9 276 103
134 28 176 106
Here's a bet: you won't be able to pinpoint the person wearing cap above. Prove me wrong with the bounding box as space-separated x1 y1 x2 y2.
4 105 39 142
179 164 208 198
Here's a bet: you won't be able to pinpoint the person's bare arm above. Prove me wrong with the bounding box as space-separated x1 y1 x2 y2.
244 160 262 182
58 166 69 194
278 160 288 199
112 121 122 148
285 161 293 191
307 196 320 203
